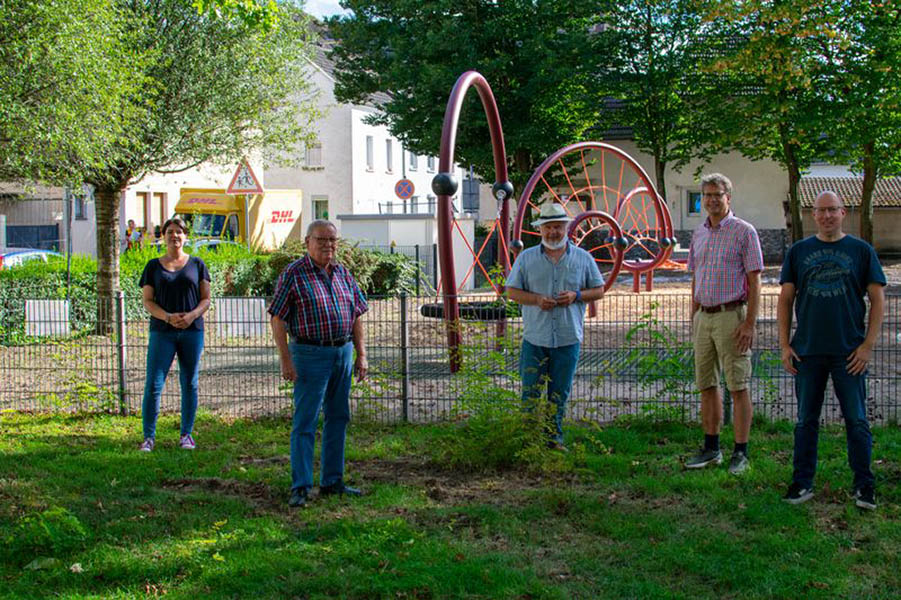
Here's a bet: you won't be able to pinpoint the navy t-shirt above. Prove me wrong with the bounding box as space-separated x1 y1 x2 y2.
139 256 211 332
780 235 886 356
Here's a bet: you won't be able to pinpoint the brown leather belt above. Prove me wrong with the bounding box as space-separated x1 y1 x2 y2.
699 300 746 314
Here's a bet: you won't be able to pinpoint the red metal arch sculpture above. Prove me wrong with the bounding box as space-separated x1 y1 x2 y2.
431 71 512 372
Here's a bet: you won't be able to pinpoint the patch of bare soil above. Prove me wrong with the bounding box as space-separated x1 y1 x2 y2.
161 477 283 512
351 456 560 506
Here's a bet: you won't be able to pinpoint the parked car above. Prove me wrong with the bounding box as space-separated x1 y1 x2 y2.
0 248 64 270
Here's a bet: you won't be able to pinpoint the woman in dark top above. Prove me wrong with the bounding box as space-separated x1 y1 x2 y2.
138 217 211 451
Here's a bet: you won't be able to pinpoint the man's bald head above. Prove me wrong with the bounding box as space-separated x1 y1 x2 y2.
815 190 843 207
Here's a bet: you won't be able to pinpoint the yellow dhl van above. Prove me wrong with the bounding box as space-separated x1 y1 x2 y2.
175 188 303 250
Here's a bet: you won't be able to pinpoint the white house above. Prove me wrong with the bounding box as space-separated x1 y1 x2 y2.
263 40 466 242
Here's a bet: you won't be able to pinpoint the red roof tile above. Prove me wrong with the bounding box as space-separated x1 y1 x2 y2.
798 177 901 208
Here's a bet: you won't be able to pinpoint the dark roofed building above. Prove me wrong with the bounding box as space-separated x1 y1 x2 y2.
798 176 901 253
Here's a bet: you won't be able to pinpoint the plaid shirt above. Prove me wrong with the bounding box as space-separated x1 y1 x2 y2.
689 212 763 307
268 255 368 341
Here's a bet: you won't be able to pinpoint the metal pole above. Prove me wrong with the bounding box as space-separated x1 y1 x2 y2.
400 292 410 422
415 244 421 296
64 188 73 303
115 290 128 416
432 243 438 290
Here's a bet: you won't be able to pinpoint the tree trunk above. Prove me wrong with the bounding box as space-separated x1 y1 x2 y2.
653 155 667 203
94 185 123 335
860 141 876 245
782 135 804 243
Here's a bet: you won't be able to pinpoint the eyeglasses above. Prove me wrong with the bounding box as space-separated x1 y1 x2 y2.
702 192 727 199
813 206 842 214
312 236 339 244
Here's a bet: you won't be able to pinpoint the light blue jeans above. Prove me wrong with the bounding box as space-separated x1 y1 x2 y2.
289 341 353 492
520 340 581 444
142 328 204 439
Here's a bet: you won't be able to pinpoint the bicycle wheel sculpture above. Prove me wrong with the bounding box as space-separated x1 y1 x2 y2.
511 141 671 283
431 73 675 371
567 210 626 292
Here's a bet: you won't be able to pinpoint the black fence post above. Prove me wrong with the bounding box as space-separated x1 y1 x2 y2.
414 245 421 296
723 387 732 426
115 290 128 416
432 243 438 290
400 293 410 422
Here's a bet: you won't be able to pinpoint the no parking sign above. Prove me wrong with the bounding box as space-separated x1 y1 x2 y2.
395 178 415 200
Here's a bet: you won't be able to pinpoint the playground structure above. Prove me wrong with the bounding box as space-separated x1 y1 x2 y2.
428 71 675 371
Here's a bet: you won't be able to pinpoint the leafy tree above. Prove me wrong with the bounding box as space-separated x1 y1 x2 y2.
328 0 611 189
599 0 711 202
819 3 901 243
703 0 837 242
0 0 137 184
85 0 319 329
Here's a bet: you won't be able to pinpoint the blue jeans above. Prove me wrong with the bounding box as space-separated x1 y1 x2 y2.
289 341 353 491
793 355 874 489
520 340 581 444
142 328 204 439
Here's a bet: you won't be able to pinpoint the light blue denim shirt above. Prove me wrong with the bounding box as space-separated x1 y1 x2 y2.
506 242 604 348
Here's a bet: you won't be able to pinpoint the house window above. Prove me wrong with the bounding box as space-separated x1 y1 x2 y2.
312 196 328 220
135 192 149 228
74 196 86 220
305 142 322 167
365 136 374 171
385 140 393 172
409 152 418 171
427 156 436 172
687 191 702 215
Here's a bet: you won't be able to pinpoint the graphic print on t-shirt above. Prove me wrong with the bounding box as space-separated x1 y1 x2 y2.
802 248 854 299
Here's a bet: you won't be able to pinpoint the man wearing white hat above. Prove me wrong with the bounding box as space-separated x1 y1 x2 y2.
507 202 605 450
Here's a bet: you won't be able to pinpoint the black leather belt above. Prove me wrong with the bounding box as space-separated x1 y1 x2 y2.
700 300 746 314
293 335 352 347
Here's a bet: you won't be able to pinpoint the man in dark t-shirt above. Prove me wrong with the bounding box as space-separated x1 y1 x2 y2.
777 191 886 510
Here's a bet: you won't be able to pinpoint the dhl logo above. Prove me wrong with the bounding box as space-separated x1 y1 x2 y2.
271 210 295 224
184 198 220 205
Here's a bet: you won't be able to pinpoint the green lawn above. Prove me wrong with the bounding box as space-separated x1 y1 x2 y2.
0 412 898 599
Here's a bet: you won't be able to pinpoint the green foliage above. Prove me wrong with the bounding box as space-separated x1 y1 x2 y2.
329 1 611 185
624 301 694 419
5 507 88 561
269 239 419 298
599 0 713 199
429 338 582 474
0 0 138 184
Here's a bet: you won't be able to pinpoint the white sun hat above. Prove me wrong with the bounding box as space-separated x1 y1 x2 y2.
531 202 573 227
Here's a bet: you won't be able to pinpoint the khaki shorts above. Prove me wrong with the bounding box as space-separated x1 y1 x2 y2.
693 305 752 392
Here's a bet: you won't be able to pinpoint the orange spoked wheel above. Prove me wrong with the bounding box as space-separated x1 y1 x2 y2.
567 210 626 292
511 141 660 258
614 186 674 273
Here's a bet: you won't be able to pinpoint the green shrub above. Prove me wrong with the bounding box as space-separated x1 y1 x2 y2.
428 339 583 474
4 506 88 561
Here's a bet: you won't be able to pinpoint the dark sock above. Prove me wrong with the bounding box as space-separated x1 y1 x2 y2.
704 434 720 452
734 442 748 456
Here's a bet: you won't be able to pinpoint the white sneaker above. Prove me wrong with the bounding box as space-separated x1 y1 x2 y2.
179 434 196 450
139 438 154 452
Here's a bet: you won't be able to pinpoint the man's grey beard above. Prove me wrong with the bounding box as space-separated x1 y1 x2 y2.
541 238 567 250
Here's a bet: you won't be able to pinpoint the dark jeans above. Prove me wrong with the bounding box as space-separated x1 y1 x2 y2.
793 355 874 489
142 328 204 439
520 340 580 444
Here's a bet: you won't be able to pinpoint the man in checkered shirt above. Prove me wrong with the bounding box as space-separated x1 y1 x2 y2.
685 173 763 475
269 220 369 508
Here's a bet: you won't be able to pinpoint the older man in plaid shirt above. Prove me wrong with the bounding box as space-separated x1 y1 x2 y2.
686 173 763 475
269 219 368 508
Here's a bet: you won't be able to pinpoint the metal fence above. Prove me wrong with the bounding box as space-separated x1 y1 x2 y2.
2 290 900 424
